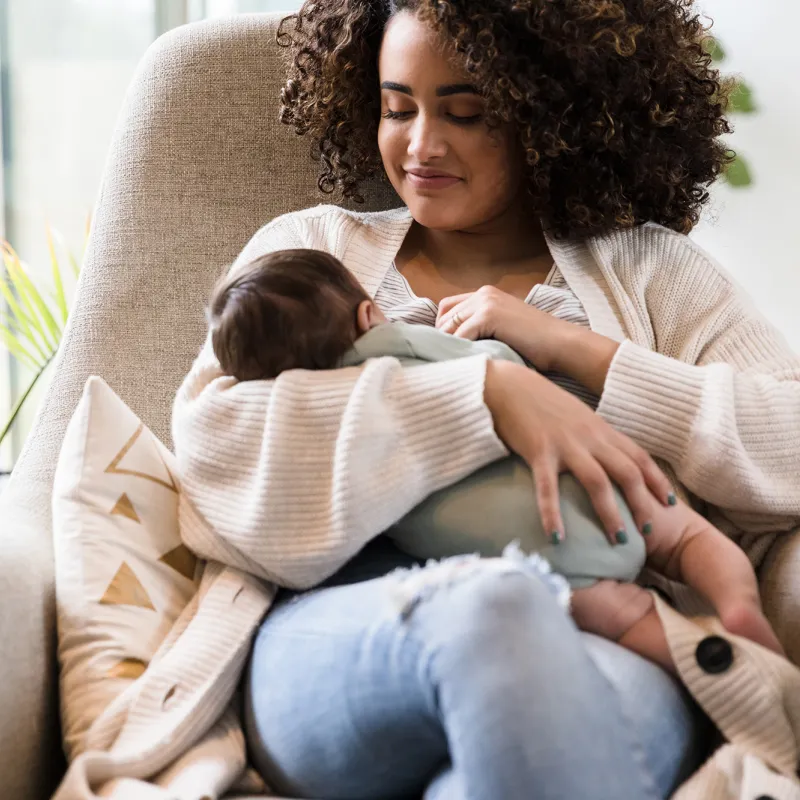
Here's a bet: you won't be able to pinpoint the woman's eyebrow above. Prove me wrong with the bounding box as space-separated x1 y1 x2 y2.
379 82 479 97
380 81 413 94
436 84 478 97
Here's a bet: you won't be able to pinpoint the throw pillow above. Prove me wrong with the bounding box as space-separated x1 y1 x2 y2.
53 376 200 759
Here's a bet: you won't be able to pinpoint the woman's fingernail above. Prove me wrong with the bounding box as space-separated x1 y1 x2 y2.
667 492 677 506
642 522 653 536
615 530 628 545
550 531 561 545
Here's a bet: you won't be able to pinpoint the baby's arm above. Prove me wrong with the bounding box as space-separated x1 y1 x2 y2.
571 499 784 672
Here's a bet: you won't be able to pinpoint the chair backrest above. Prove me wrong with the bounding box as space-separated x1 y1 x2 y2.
0 14 396 798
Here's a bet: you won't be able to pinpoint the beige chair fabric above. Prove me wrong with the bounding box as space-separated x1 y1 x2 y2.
0 12 798 800
0 14 395 798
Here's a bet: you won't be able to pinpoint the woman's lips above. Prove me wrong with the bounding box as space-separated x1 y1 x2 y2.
405 170 462 190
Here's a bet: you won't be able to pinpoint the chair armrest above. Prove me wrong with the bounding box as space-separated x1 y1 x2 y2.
0 474 63 800
760 526 800 666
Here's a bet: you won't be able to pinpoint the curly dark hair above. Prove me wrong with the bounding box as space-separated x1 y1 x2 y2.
277 0 733 238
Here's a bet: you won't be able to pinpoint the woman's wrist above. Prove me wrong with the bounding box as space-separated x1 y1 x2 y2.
483 359 536 423
483 358 517 414
550 325 620 396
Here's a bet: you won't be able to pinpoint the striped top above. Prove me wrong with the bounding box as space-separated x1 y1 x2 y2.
374 260 599 408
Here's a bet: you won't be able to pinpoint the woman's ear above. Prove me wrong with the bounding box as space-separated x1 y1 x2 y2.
356 299 387 334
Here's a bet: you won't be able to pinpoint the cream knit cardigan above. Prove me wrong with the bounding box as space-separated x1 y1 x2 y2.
54 205 800 800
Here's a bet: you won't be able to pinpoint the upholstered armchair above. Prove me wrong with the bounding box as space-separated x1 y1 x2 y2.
1 12 797 799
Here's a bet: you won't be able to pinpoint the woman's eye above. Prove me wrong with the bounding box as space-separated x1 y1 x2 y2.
381 109 413 120
447 113 483 125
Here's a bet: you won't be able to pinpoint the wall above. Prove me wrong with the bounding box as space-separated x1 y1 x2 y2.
693 0 800 348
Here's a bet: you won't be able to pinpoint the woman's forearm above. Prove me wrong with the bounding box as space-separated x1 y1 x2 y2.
597 340 800 519
173 346 507 588
550 324 620 396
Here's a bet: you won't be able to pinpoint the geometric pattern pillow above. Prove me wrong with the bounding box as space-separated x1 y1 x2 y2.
52 376 200 760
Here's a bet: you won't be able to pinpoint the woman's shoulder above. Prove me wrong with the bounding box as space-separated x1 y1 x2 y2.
266 204 414 288
233 204 411 275
268 204 411 251
592 223 774 347
598 222 735 289
592 221 753 310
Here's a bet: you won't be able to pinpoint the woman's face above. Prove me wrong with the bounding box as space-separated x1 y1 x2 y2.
378 11 522 232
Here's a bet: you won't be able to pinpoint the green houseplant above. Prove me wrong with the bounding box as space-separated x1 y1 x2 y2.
706 37 757 187
0 228 82 451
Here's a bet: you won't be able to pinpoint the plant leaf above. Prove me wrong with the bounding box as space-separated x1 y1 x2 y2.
46 225 68 324
728 81 756 114
51 227 82 280
0 309 31 345
3 262 57 353
703 37 726 62
2 244 60 350
0 272 48 361
725 155 753 187
0 322 42 371
0 363 50 450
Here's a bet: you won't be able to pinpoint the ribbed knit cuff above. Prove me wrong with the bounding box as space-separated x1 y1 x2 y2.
652 594 800 777
677 744 800 800
597 340 705 464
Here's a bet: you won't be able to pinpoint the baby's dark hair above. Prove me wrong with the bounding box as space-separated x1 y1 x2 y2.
208 248 370 381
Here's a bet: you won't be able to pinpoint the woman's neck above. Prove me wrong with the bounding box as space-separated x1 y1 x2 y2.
396 202 553 301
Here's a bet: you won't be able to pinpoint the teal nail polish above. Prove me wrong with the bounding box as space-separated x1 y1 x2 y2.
642 522 653 536
615 530 628 545
667 492 677 506
550 531 561 545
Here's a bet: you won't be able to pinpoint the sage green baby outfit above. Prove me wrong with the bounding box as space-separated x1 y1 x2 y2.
341 322 645 588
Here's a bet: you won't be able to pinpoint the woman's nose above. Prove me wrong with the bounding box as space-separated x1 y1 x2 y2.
407 115 448 162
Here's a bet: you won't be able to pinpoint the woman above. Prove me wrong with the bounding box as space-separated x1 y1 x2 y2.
169 1 800 798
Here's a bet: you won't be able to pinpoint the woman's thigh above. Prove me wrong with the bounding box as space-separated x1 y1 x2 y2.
244 552 448 798
582 633 708 792
244 543 706 799
424 634 707 800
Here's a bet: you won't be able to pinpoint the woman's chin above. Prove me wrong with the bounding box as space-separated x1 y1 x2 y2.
405 196 474 232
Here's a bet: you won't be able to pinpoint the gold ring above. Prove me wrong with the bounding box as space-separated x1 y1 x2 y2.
452 311 463 327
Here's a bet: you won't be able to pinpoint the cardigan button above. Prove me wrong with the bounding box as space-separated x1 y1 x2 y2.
695 635 734 674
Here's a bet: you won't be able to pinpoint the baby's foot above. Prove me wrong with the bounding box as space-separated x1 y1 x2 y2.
571 580 654 642
719 601 785 656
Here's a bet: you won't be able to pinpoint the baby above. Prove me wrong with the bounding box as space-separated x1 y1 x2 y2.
208 248 783 671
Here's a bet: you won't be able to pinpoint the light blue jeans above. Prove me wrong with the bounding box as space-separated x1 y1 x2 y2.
244 539 708 799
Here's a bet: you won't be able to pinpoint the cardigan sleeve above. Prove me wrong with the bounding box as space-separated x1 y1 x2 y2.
172 213 507 590
597 286 800 526
652 595 800 797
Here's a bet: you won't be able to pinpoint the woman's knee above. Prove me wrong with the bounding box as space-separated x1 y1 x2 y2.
391 554 575 664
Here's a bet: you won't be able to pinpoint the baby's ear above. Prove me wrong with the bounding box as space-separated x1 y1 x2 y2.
356 299 384 333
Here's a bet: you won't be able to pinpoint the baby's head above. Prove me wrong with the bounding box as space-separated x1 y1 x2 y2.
209 248 387 381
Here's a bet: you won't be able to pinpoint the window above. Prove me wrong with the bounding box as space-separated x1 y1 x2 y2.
0 0 300 470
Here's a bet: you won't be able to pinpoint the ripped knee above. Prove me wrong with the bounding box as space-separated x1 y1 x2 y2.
387 543 571 619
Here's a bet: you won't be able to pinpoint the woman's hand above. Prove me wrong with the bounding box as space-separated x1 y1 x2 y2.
483 359 675 542
437 286 620 395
